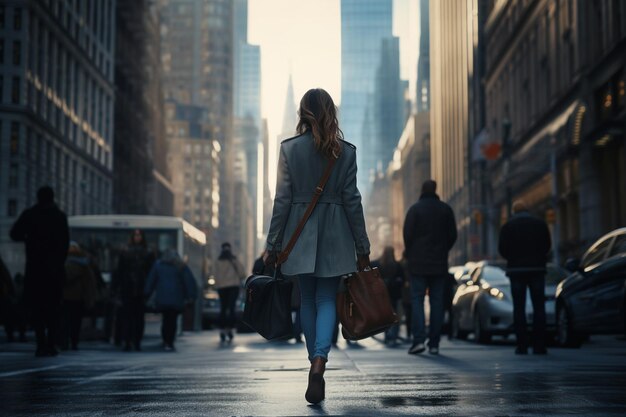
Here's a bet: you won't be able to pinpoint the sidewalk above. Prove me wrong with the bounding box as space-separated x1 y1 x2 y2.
1 326 625 416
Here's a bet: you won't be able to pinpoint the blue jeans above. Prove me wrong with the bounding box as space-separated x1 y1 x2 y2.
299 276 340 361
410 275 445 348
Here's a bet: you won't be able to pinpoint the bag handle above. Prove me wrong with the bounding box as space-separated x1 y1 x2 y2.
276 156 338 266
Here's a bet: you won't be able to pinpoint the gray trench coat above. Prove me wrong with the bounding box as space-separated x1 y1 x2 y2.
266 132 370 277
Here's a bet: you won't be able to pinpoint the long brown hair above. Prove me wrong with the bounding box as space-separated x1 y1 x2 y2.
296 88 343 158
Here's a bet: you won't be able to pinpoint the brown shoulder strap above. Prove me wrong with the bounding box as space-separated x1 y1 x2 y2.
276 156 338 266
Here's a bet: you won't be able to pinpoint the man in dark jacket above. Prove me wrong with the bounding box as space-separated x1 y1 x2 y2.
10 186 69 356
499 200 551 355
403 180 457 355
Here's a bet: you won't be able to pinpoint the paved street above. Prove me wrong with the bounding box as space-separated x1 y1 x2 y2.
1 318 626 416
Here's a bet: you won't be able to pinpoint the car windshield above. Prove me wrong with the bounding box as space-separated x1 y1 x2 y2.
481 266 509 287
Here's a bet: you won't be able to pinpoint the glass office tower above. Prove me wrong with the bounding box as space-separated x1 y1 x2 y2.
341 0 395 194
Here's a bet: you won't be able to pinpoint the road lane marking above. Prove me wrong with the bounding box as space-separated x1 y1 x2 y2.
0 364 65 378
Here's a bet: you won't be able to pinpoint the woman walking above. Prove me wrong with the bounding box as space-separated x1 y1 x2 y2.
214 243 246 343
144 249 197 351
265 88 370 404
113 229 154 351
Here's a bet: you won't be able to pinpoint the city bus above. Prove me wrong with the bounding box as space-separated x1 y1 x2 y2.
68 215 208 331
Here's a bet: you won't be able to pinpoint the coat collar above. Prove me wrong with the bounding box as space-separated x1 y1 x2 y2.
419 192 440 201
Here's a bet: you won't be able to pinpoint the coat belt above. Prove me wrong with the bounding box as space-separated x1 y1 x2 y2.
292 192 343 205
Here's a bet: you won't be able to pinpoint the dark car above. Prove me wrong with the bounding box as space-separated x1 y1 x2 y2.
555 228 626 348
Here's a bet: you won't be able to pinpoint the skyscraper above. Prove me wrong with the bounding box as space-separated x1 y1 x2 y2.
233 0 261 253
113 1 173 216
340 0 404 193
160 0 233 257
429 0 480 263
416 0 430 112
0 1 115 273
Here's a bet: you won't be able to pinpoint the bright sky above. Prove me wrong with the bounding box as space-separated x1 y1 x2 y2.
248 0 419 194
249 0 419 141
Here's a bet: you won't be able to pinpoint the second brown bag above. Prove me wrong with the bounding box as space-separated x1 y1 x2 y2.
336 267 399 340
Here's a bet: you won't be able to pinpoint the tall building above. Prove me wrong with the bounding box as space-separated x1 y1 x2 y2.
233 0 261 253
341 0 402 193
113 1 173 216
483 0 626 261
0 1 115 273
429 0 481 263
373 36 405 172
416 0 430 112
160 0 234 260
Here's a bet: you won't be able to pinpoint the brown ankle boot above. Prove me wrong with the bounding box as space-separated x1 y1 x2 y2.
305 356 327 404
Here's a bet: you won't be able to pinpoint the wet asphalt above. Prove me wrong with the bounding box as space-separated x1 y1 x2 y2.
1 318 625 416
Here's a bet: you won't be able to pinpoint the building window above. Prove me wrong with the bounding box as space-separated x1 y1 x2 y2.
0 39 4 64
13 40 20 65
11 76 20 104
0 5 5 30
0 75 3 102
9 163 19 188
10 122 19 154
7 200 17 217
14 7 22 30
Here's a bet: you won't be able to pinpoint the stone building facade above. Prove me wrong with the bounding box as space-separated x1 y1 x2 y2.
0 0 115 272
484 0 626 260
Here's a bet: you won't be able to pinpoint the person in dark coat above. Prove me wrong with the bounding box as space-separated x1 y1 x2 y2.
403 180 457 355
498 200 552 355
112 229 154 351
372 246 404 346
144 249 197 351
10 186 69 356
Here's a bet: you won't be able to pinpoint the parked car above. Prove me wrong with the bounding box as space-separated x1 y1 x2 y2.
451 261 567 344
555 228 626 348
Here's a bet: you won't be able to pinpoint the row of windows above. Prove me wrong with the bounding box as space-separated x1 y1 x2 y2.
42 0 114 76
25 18 113 145
486 7 578 146
0 5 22 31
2 121 111 217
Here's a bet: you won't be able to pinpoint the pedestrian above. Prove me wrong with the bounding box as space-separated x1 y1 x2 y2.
144 249 197 351
403 180 457 355
10 186 69 357
112 229 154 351
372 247 404 346
60 242 98 350
498 200 551 355
264 88 370 404
214 242 245 343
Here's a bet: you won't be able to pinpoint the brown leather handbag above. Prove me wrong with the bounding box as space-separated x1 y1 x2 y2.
337 267 399 340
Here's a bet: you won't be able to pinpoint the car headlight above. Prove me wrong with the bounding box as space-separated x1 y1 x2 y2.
488 287 505 300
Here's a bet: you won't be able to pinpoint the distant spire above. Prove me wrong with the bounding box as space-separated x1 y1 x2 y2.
281 74 298 135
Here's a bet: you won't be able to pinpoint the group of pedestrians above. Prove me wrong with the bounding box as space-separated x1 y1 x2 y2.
2 186 198 355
